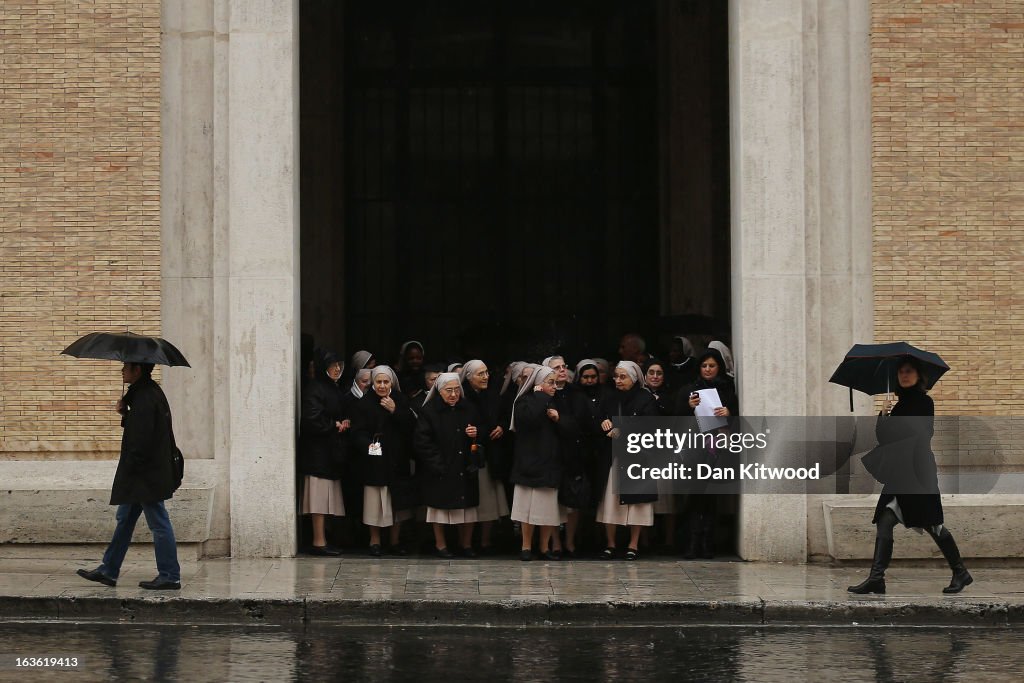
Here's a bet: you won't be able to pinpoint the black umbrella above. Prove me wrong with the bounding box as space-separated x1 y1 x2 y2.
829 342 948 411
61 331 191 367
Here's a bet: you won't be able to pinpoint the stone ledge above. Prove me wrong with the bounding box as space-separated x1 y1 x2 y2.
0 596 1020 627
823 495 1024 560
0 460 216 545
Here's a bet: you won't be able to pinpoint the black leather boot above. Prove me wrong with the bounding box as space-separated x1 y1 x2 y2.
847 536 893 594
934 529 973 594
683 513 702 560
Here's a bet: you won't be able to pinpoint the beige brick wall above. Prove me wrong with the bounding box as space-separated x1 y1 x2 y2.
872 1 1024 416
0 1 161 458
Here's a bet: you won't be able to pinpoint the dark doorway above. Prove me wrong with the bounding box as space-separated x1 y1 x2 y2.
300 0 731 366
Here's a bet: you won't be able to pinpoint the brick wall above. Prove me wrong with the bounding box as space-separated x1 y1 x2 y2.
0 1 161 458
872 1 1024 416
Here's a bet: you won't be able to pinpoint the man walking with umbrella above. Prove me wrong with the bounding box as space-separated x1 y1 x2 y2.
76 360 184 589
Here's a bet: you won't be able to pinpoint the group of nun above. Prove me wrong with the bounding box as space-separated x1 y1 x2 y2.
297 336 739 561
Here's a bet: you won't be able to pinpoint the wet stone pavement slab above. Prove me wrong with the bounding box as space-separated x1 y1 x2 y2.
0 557 1022 626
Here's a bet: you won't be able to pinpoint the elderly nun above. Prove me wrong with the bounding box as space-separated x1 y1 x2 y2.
509 365 578 561
414 372 481 558
595 360 659 560
460 360 511 553
350 365 416 556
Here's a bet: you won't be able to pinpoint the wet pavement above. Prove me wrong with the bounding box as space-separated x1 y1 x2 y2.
1 623 1024 682
1 557 1022 626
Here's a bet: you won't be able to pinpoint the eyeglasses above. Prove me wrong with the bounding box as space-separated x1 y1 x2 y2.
441 387 460 395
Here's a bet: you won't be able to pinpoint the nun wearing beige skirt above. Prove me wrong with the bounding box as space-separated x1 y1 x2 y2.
509 366 575 561
414 373 481 558
460 360 510 553
350 365 417 557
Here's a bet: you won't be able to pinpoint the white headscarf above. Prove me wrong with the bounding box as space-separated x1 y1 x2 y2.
574 358 598 384
397 340 424 369
447 362 463 373
351 350 374 371
708 341 735 378
422 372 462 407
509 364 552 431
614 360 646 388
673 335 695 358
351 368 372 398
459 359 487 388
500 361 527 395
369 364 402 394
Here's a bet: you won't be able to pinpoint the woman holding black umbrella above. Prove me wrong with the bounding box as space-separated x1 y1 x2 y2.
848 357 972 594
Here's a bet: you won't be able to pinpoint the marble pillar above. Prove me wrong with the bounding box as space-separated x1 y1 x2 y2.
162 0 299 558
729 0 873 561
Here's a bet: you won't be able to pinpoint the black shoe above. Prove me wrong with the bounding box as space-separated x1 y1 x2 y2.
847 536 893 594
542 551 561 561
368 544 382 557
387 545 408 557
519 549 533 562
563 549 577 559
139 577 181 590
934 529 973 594
625 548 639 561
435 547 455 559
76 568 116 587
460 547 477 559
600 547 616 560
307 545 341 557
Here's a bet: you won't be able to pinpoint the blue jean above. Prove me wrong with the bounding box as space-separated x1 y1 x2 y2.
98 501 180 582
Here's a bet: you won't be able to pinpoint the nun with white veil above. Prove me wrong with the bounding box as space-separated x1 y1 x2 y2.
595 361 659 561
414 373 480 558
459 360 511 553
350 365 416 556
509 365 576 561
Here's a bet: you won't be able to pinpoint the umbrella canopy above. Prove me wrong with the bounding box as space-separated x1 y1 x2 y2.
829 342 948 396
61 331 191 367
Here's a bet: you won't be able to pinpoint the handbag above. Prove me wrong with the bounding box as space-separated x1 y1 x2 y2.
172 445 185 490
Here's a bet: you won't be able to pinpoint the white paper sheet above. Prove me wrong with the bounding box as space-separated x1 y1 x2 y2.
694 388 728 432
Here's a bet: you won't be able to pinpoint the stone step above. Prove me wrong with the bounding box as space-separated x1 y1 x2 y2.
823 495 1024 560
0 460 216 545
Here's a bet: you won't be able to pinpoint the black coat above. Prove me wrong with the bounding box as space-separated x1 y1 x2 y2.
414 396 480 509
675 375 740 417
110 377 180 505
596 384 660 505
350 389 417 487
666 358 699 394
551 384 586 475
298 375 349 480
462 382 510 478
510 392 578 489
872 389 943 528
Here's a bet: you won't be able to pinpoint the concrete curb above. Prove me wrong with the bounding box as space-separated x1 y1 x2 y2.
1 596 1021 627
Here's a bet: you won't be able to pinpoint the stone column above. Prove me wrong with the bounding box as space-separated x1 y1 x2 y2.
162 0 299 558
729 0 872 561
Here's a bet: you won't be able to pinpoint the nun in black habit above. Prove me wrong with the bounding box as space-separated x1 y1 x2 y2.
350 365 416 556
414 372 480 558
595 361 659 561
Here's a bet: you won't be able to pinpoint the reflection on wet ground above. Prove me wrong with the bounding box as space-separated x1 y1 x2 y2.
1 623 1023 682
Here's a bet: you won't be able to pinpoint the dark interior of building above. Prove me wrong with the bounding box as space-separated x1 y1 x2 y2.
298 0 734 554
301 0 730 366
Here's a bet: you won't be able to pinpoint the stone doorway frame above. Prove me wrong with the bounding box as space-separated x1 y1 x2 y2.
161 0 871 560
